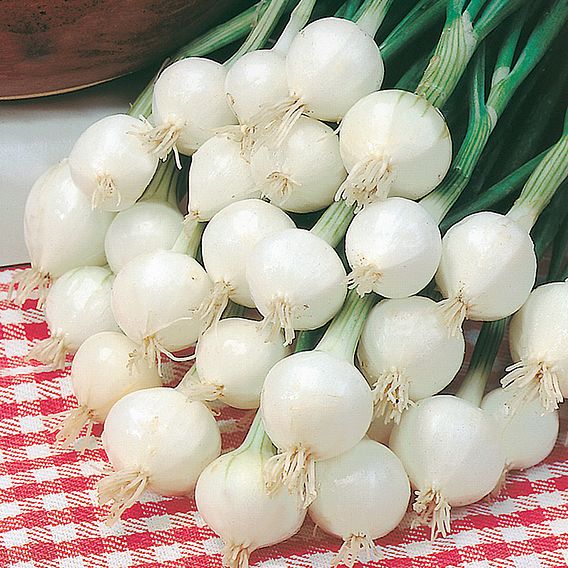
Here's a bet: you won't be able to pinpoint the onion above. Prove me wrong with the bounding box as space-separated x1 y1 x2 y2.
104 201 183 273
186 135 260 225
309 438 410 566
180 317 290 409
196 415 305 568
261 350 373 507
501 281 568 412
390 395 505 539
337 90 452 210
68 114 158 211
28 266 119 370
250 117 347 213
436 212 537 336
358 296 465 423
197 199 295 329
98 387 220 524
10 160 114 307
345 198 442 297
481 388 559 482
57 331 161 446
246 228 347 344
146 57 237 161
111 249 211 373
253 17 384 149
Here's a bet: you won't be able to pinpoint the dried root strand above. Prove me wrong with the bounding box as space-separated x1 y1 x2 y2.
27 330 69 370
501 359 563 413
372 369 413 424
262 171 301 206
437 294 468 337
215 124 256 162
128 335 164 377
335 154 393 213
223 542 250 568
412 488 451 540
97 467 149 525
490 466 509 500
182 378 224 403
264 445 317 508
196 280 233 333
8 267 51 308
55 405 95 447
257 297 298 346
92 172 122 210
331 534 381 568
135 116 183 168
346 264 381 297
250 95 305 149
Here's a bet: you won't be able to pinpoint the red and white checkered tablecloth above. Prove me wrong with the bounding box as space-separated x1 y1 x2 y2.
1 265 567 568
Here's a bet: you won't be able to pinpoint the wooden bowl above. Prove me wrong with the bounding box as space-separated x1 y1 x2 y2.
0 0 248 100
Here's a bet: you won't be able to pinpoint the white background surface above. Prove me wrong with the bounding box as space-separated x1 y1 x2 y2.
0 74 147 266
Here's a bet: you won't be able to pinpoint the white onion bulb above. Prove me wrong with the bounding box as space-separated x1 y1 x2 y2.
481 387 559 474
225 49 288 125
28 266 119 369
390 395 505 539
250 17 384 149
11 160 114 307
345 198 442 297
104 201 183 273
69 114 158 211
181 317 290 409
186 135 260 224
111 250 211 372
436 212 537 336
358 296 465 423
198 199 295 329
99 387 220 524
57 331 161 445
338 90 452 210
149 57 237 159
246 228 347 345
260 350 373 507
309 438 410 565
250 117 347 213
196 417 305 568
502 281 568 412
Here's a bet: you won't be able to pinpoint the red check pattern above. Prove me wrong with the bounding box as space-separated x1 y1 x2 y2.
1 265 567 568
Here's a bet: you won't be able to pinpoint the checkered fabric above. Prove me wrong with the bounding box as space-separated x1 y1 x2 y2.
1 265 567 568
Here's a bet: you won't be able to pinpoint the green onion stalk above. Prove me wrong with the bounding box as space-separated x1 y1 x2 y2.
414 0 528 109
420 0 568 226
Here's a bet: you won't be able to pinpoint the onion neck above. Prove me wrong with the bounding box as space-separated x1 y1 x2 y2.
225 0 290 67
139 156 179 206
414 0 530 110
171 223 204 257
310 201 354 248
316 290 377 363
456 318 507 407
273 0 317 54
507 126 568 231
421 2 566 224
355 0 393 36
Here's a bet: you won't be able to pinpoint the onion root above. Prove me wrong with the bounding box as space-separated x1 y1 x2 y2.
501 360 563 413
27 330 69 369
335 155 392 212
8 267 51 308
346 264 381 297
222 542 250 568
264 445 317 508
412 488 451 540
258 296 299 346
56 405 94 446
92 173 121 210
331 533 381 568
372 369 413 424
251 95 305 149
437 294 468 337
196 280 233 333
97 467 149 525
